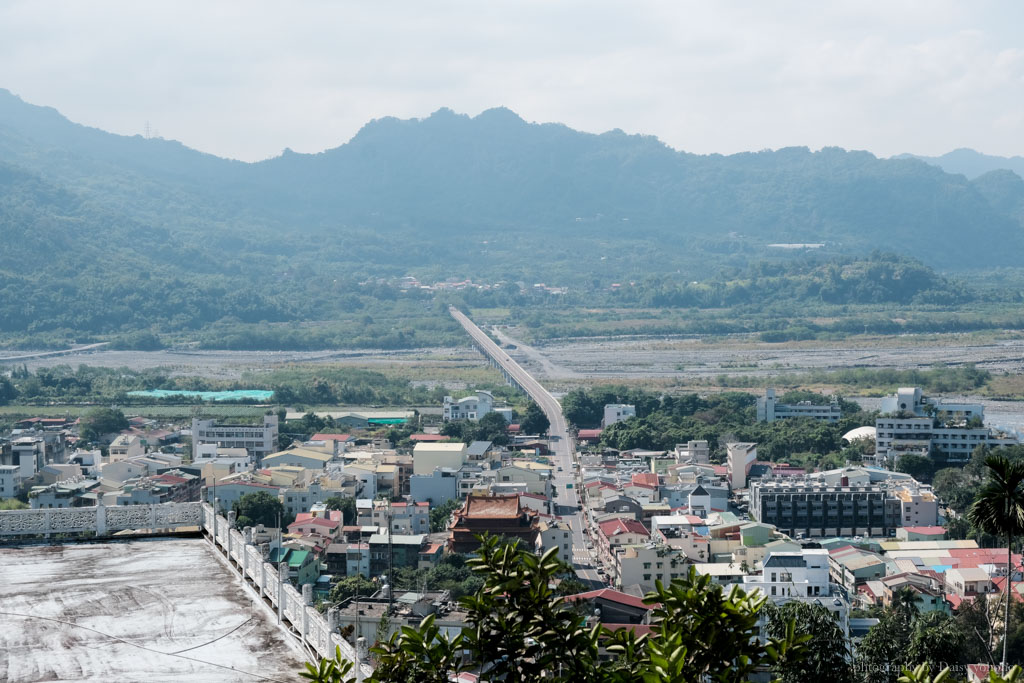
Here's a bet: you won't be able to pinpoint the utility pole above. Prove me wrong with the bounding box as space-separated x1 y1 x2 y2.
387 497 394 615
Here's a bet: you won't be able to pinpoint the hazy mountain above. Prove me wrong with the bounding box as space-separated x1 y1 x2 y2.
3 88 1024 346
2 88 1023 271
896 148 1024 181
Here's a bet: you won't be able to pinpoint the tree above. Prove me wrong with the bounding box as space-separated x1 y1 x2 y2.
324 496 357 524
896 454 935 483
78 406 128 441
907 611 973 675
472 411 510 446
857 604 914 683
0 376 16 405
303 536 808 682
329 575 376 604
521 401 550 436
430 498 461 533
763 601 852 683
968 454 1024 670
232 491 285 529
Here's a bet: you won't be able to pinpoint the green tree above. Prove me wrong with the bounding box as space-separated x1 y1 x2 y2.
472 411 510 446
324 496 357 524
907 611 972 675
303 537 808 682
329 575 376 603
0 375 17 405
857 604 914 683
520 401 550 435
78 406 129 441
429 498 461 533
968 454 1024 670
896 454 935 483
763 601 852 683
231 491 286 529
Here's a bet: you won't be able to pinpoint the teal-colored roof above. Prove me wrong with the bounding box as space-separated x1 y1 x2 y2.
288 550 310 568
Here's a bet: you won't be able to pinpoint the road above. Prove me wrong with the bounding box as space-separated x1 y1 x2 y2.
449 307 604 586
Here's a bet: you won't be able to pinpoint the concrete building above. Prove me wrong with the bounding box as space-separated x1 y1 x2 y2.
0 464 21 499
750 478 901 538
615 543 691 593
875 387 1017 463
262 447 333 471
945 568 995 598
757 389 841 423
192 415 279 466
602 404 636 428
108 434 144 462
409 467 459 505
116 471 201 505
29 477 99 508
370 500 430 535
443 390 495 421
494 464 552 497
674 440 709 464
727 442 757 490
737 549 850 640
538 519 573 565
412 442 468 476
10 436 45 479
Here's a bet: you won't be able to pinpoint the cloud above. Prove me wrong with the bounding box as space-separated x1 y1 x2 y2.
0 0 1021 161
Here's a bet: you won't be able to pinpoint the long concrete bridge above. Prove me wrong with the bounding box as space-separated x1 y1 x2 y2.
449 307 604 586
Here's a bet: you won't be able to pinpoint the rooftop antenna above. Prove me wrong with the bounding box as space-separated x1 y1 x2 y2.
144 121 151 139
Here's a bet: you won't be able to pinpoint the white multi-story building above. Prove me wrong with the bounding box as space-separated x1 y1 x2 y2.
538 519 573 565
369 500 430 535
615 543 692 593
757 389 841 423
674 440 710 464
192 415 279 466
108 434 144 462
10 436 45 479
741 549 850 637
875 387 1017 463
0 464 21 499
443 390 495 421
726 442 757 490
602 404 636 428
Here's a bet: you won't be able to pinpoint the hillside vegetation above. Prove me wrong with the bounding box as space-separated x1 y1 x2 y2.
2 89 1024 349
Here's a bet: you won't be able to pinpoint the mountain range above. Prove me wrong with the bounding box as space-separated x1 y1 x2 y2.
2 87 1024 346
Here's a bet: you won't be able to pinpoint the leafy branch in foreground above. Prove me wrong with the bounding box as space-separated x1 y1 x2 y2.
301 535 808 682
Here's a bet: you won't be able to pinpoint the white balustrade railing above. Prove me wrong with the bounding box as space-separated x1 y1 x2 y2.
0 501 203 539
199 502 371 677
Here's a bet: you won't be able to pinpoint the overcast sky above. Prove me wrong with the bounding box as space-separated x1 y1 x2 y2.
1 1 1022 162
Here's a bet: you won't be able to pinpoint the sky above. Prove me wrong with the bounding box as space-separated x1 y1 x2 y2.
1 1 1022 162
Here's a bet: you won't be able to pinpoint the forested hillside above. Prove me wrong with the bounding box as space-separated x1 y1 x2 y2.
2 88 1024 349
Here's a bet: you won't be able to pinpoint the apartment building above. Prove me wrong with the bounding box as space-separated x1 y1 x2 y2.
443 390 495 421
602 404 636 428
750 478 901 538
757 389 841 423
192 415 278 465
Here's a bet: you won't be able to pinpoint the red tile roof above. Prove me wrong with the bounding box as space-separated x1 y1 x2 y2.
564 588 652 610
289 517 340 531
577 429 603 439
310 433 353 442
599 518 650 539
410 434 448 442
631 473 659 487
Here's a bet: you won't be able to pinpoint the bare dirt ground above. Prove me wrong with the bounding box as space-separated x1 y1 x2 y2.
0 538 306 683
494 330 1024 384
3 346 480 380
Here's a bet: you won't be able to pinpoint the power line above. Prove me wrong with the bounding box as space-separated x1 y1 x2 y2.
0 610 291 682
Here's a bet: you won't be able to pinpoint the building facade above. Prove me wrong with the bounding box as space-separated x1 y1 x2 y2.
192 415 279 466
750 478 901 538
757 389 841 423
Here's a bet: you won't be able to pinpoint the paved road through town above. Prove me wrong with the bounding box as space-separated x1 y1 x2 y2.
449 307 605 586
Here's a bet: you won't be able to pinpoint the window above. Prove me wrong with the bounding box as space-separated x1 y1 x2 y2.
771 586 777 596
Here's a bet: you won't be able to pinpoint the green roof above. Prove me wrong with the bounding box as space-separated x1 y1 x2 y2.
367 418 408 425
287 550 310 568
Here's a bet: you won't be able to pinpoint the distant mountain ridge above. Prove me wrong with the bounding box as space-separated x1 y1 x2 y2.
896 148 1024 181
2 88 1024 276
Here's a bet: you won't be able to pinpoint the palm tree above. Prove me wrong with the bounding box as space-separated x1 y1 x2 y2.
968 454 1024 669
891 586 919 621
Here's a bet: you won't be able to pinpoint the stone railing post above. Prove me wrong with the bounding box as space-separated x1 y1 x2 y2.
212 498 220 546
328 607 340 634
95 499 106 537
259 561 266 599
227 511 236 561
277 561 287 624
302 583 313 639
355 637 367 683
150 504 158 533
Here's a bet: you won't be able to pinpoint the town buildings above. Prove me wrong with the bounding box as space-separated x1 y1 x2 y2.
447 494 540 554
192 415 279 465
756 388 841 423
